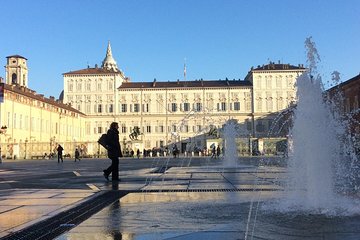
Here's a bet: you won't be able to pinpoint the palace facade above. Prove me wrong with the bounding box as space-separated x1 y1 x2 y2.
0 55 84 159
63 42 306 155
1 42 308 159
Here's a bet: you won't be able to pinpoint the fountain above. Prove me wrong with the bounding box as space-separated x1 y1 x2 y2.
266 37 360 216
222 119 241 167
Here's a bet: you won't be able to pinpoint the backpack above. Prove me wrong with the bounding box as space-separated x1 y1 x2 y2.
98 133 109 149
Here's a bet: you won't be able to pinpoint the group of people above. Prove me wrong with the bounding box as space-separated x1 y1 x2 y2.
211 145 221 158
55 144 81 163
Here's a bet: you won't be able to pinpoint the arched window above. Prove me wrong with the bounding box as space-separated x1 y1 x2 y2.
12 73 17 84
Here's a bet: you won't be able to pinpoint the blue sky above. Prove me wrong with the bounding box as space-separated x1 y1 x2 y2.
0 0 359 98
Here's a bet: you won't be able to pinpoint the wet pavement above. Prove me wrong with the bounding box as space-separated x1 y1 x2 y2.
1 156 360 239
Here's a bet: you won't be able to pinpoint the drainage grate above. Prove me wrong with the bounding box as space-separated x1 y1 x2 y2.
136 188 282 193
1 190 128 240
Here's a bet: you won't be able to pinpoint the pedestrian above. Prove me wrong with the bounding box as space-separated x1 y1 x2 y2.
74 148 80 162
216 145 221 158
172 144 178 158
136 149 140 159
211 145 216 158
57 144 64 163
103 122 122 181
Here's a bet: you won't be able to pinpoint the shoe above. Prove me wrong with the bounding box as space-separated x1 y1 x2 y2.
103 170 109 181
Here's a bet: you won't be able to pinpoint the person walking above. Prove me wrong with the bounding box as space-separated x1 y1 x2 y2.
211 145 216 158
136 149 140 159
74 148 80 162
172 144 178 158
103 122 122 181
57 144 64 163
216 145 221 158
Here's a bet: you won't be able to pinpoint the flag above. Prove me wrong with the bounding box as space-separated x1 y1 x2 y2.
183 62 187 80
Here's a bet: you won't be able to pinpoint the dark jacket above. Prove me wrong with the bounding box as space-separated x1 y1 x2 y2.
106 128 122 159
57 145 64 154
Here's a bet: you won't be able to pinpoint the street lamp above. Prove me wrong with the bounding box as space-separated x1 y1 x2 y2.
248 134 252 156
0 126 7 163
25 138 28 159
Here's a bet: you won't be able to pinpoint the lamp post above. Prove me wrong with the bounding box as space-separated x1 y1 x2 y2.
122 136 126 155
24 138 28 159
248 134 252 156
0 126 7 163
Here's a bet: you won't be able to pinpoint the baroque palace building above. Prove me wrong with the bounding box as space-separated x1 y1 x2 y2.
63 42 306 155
0 42 307 159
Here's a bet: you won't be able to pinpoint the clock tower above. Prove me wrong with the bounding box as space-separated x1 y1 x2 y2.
5 55 28 87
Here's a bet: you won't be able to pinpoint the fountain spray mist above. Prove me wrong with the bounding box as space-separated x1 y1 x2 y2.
282 37 359 214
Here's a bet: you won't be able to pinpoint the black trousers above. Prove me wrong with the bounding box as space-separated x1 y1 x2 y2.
104 157 119 180
58 154 63 163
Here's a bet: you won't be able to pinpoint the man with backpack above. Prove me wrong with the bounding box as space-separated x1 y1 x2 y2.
102 122 123 181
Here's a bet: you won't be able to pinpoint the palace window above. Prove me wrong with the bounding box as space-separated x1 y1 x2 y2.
266 76 272 89
354 95 359 110
171 103 177 112
183 102 190 112
108 104 113 113
143 103 149 112
121 104 127 112
159 125 164 133
233 102 240 111
257 100 262 111
195 102 202 112
121 124 126 133
134 103 140 112
86 104 91 113
217 102 226 111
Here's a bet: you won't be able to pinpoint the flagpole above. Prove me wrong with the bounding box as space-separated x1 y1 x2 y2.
183 58 186 81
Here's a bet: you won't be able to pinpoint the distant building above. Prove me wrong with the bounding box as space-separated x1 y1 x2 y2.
327 73 360 153
63 43 306 154
0 55 84 159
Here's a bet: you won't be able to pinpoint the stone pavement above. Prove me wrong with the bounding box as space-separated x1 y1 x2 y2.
0 156 288 239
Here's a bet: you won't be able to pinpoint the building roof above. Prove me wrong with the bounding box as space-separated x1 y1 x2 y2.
3 83 84 115
63 67 120 75
251 63 306 71
327 73 360 92
6 55 28 60
118 79 252 89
